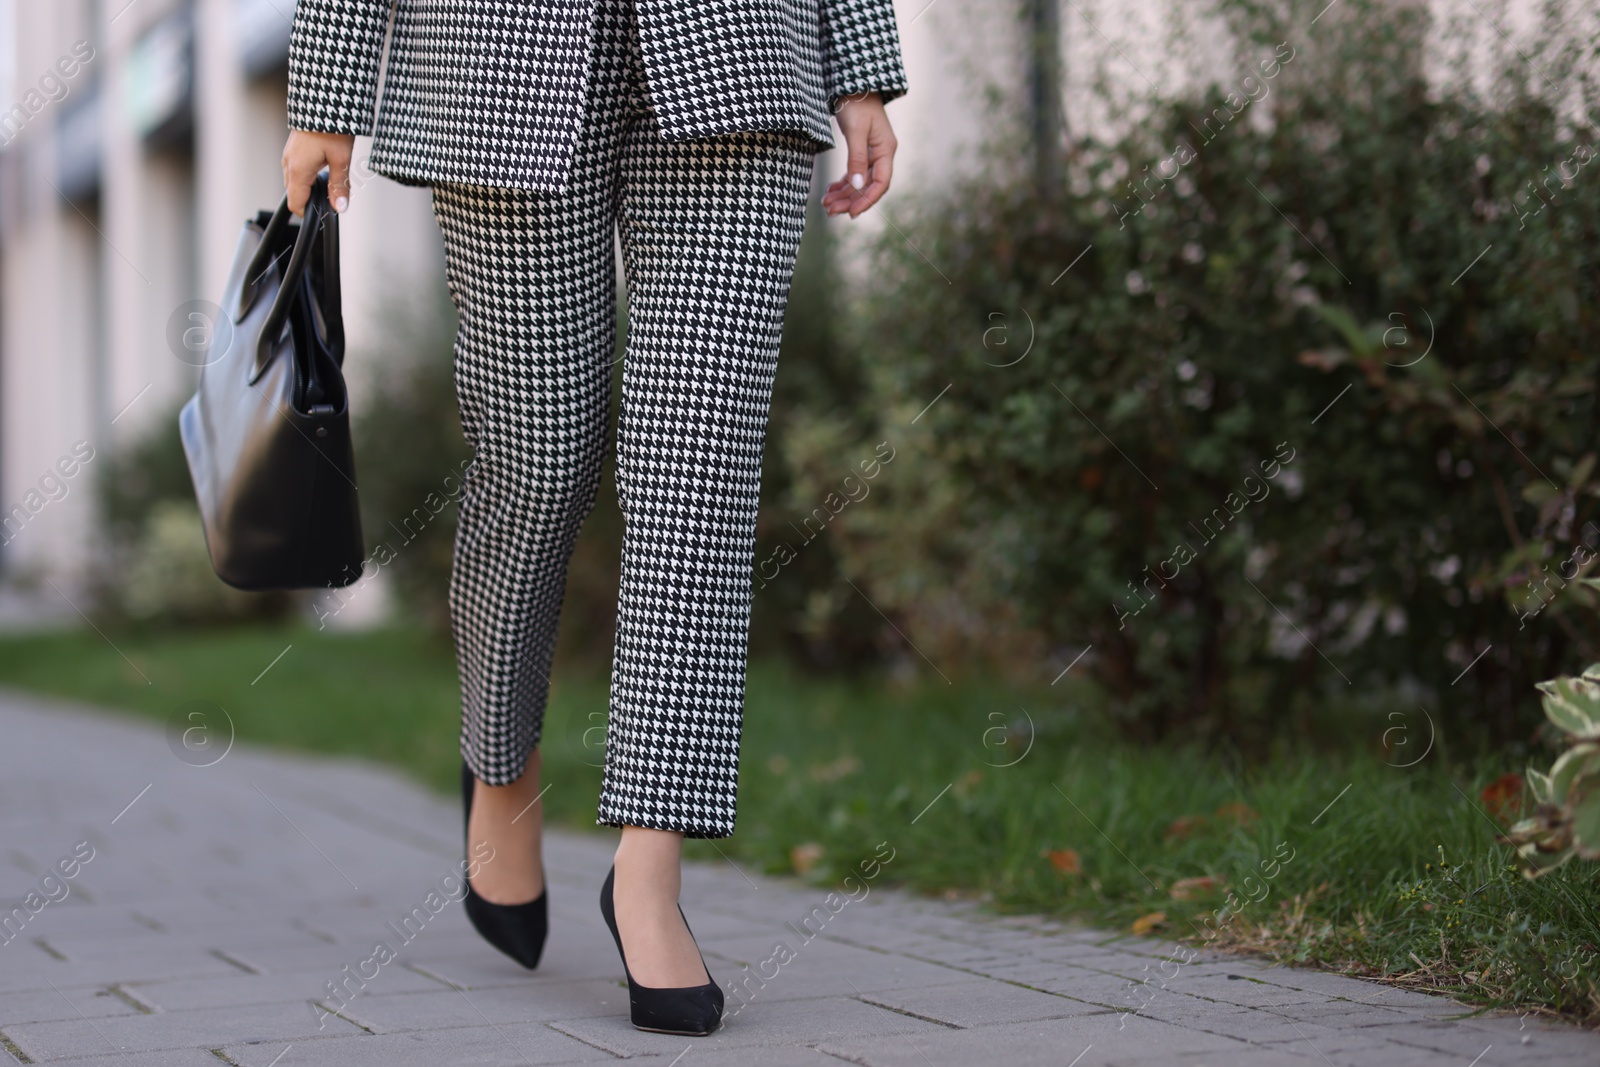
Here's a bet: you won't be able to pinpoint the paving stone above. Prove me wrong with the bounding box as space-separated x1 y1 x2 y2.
398 935 624 990
857 978 1116 1026
1156 973 1329 1009
125 962 453 1011
1362 1019 1599 1063
1249 1010 1423 1045
1074 955 1217 984
1100 1049 1318 1067
551 995 949 1056
816 1011 1250 1065
704 933 973 1003
1235 964 1387 996
0 943 255 988
1331 982 1482 1017
1118 998 1275 1035
1254 999 1419 1026
622 1049 853 1066
0 984 145 1026
5 1000 365 1060
8 1050 236 1066
1259 1032 1468 1067
40 925 333 962
217 1023 617 1066
2 691 1597 1066
0 910 151 941
200 940 406 976
1497 1026 1600 1062
983 965 1146 1008
326 978 627 1033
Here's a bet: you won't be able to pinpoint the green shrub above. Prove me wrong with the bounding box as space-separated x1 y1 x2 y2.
116 500 283 624
791 0 1600 742
345 283 469 635
94 407 293 625
1503 623 1600 875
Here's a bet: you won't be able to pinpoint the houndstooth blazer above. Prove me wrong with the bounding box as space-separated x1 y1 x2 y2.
285 0 908 193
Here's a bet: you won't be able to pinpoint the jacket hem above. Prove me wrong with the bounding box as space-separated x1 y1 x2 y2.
366 123 833 194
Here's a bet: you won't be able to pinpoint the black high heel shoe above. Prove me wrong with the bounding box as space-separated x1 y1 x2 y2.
599 866 723 1035
461 761 547 969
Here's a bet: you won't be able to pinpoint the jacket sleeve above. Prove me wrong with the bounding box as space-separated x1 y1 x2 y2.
285 0 394 135
819 0 909 111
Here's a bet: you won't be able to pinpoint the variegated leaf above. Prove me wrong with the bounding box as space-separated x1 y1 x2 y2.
1547 743 1600 802
1537 677 1600 738
1571 786 1600 861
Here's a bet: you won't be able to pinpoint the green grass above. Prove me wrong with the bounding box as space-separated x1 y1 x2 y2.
1 623 1596 1022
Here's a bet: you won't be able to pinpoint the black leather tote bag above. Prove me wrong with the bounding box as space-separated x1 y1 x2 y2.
179 174 364 590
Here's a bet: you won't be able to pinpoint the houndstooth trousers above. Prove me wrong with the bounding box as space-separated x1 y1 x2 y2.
432 0 815 838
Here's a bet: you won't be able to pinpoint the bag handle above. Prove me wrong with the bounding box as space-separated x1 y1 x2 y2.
250 177 336 383
317 177 345 363
236 187 299 322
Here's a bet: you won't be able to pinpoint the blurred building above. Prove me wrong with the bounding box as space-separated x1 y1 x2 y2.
0 0 1534 607
0 0 442 605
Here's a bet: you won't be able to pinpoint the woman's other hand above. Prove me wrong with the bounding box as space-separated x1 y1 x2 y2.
823 92 896 218
281 129 356 217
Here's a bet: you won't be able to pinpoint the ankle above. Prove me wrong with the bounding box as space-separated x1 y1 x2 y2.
465 752 545 903
613 826 684 884
472 750 544 821
609 827 708 986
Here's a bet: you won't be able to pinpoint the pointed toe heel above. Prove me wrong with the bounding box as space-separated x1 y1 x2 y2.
599 866 724 1036
461 761 548 970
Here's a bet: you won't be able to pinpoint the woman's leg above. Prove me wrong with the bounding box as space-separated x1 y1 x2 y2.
465 747 544 904
431 51 630 898
600 122 815 838
613 826 703 985
600 98 816 980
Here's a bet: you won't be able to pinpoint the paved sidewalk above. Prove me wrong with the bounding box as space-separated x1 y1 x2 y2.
0 691 1595 1066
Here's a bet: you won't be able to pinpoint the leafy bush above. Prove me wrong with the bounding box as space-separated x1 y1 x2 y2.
1503 626 1600 875
115 500 283 623
345 283 469 635
790 0 1600 742
94 408 294 625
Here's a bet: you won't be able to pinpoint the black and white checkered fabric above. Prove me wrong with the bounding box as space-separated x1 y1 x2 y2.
286 0 908 193
430 0 815 838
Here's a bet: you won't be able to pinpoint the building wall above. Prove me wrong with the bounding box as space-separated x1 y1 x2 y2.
0 0 454 597
0 0 104 589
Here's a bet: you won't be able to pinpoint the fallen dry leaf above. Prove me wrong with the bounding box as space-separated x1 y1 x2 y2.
1131 911 1167 935
1214 802 1259 826
1479 773 1525 826
1164 815 1208 841
1297 348 1348 371
807 755 861 782
1042 848 1082 875
1169 875 1221 900
790 842 825 875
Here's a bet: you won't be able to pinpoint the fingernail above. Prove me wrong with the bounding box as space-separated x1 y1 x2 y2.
849 173 865 190
335 196 349 213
